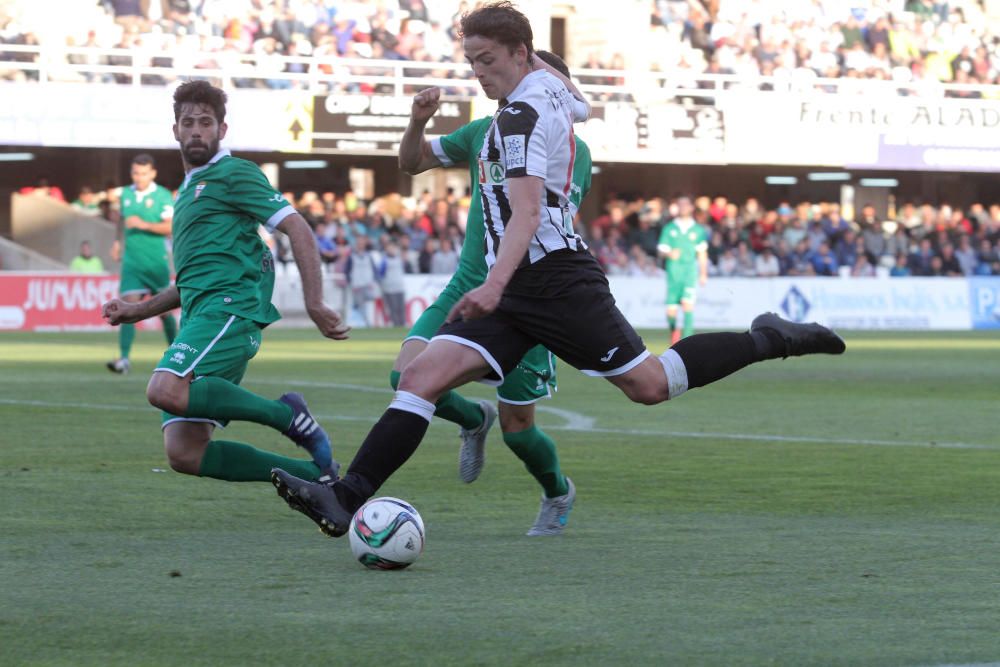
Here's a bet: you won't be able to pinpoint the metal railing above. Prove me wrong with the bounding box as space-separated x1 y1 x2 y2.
3 43 1000 101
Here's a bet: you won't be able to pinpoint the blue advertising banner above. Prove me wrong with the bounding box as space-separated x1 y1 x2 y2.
969 277 1000 330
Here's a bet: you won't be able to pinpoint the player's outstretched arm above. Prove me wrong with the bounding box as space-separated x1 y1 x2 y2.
102 285 180 325
531 57 590 121
277 212 351 340
399 87 445 174
448 176 542 321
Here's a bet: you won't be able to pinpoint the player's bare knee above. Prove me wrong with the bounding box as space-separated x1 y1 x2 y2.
499 406 532 433
163 424 210 475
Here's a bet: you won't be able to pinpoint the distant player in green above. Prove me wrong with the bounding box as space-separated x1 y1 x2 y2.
396 50 591 535
106 154 177 375
657 196 708 346
102 80 349 486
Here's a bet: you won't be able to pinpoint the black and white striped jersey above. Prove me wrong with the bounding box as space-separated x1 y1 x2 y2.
478 70 589 269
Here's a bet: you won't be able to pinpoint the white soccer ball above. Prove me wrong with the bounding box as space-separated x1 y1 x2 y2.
348 497 425 570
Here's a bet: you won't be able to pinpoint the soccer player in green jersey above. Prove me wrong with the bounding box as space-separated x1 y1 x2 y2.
657 196 709 346
102 80 349 485
393 50 590 535
106 154 178 375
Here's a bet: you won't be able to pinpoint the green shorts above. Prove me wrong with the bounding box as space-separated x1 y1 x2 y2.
405 284 557 404
155 313 262 428
120 260 171 298
666 274 698 306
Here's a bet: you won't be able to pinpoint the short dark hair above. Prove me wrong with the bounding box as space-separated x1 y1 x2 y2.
460 1 533 57
535 50 570 78
173 80 227 124
132 153 155 168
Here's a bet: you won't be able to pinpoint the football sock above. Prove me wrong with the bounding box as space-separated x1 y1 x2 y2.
119 323 135 360
666 312 677 333
682 310 695 338
198 440 321 482
161 313 178 344
336 392 433 513
389 369 483 430
503 426 568 498
665 330 781 393
185 376 294 431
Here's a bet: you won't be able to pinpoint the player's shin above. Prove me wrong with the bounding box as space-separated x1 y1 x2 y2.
661 330 779 393
119 322 136 359
503 426 568 498
185 376 294 430
198 440 322 482
336 391 434 512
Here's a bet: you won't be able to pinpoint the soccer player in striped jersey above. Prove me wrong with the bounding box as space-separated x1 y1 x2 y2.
393 50 591 535
102 80 349 486
271 1 845 538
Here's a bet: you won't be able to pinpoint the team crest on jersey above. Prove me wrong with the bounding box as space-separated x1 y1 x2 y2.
503 135 526 170
478 160 505 185
195 182 207 199
145 198 153 208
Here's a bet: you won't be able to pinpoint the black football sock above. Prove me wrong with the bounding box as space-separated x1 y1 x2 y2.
669 331 779 390
335 392 434 512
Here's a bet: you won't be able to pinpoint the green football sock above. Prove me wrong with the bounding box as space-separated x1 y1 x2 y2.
682 309 695 338
186 376 293 431
161 313 178 344
667 313 677 333
390 369 482 430
197 440 321 482
503 426 568 498
119 323 135 359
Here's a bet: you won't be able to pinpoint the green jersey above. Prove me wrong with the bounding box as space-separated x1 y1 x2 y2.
658 219 708 277
430 118 592 293
171 149 293 326
120 183 173 272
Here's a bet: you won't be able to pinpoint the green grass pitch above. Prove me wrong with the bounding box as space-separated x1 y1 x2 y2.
1 328 999 666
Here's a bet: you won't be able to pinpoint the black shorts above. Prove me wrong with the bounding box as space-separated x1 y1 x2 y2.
434 250 648 384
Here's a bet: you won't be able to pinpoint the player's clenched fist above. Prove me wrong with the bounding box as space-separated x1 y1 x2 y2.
411 87 441 123
101 298 140 326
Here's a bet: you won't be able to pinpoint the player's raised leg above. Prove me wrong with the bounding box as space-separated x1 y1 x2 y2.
147 314 335 473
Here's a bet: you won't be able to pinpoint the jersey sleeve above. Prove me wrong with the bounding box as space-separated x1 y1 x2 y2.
695 226 709 252
157 187 174 220
228 160 296 231
496 101 546 179
432 118 488 167
570 137 592 214
657 226 673 253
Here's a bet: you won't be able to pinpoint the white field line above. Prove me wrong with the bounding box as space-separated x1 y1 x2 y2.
0 394 993 451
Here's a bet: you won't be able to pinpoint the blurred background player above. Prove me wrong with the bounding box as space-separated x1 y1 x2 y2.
657 196 708 345
102 80 349 485
396 49 592 535
106 153 177 375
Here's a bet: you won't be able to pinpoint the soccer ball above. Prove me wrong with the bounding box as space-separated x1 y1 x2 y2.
348 497 425 570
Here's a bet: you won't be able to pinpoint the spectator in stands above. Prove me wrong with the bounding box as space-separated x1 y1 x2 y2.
430 236 459 275
890 252 912 277
629 199 665 258
938 243 964 276
314 222 337 264
378 241 407 327
69 240 105 273
851 252 876 277
908 237 937 275
71 186 102 216
347 235 378 327
975 238 999 275
834 229 860 269
19 175 65 202
809 240 838 276
954 235 978 276
417 237 436 274
754 245 780 277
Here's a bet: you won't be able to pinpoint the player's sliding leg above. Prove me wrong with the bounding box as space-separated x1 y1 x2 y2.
147 314 336 472
164 421 329 483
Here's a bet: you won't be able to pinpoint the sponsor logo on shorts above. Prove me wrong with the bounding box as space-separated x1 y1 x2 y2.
170 351 186 365
169 342 199 354
600 346 619 363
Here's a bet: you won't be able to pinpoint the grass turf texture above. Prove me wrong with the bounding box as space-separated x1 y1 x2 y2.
1 328 998 666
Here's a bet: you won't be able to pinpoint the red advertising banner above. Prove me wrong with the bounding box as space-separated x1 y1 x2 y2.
0 273 166 332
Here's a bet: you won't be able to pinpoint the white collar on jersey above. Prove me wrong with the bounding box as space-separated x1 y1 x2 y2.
504 69 547 102
182 148 231 190
130 182 158 197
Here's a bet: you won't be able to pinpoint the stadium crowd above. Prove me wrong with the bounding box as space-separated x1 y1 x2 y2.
0 0 998 91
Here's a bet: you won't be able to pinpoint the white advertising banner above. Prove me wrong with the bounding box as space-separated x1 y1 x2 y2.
399 276 976 332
